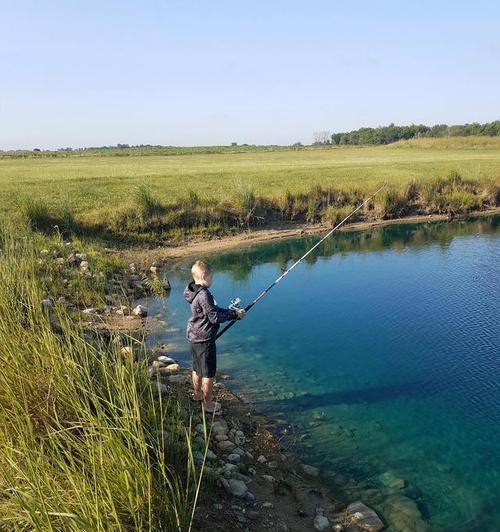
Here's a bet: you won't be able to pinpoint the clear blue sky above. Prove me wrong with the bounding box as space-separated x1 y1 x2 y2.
1 0 499 149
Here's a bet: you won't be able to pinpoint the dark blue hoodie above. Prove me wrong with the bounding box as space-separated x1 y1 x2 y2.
183 282 238 343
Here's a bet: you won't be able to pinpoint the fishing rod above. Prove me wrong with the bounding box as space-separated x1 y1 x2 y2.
216 184 386 339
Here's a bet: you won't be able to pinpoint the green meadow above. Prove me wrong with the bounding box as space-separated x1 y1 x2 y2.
1 137 499 243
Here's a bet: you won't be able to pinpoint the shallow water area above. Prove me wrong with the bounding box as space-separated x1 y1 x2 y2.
140 216 500 532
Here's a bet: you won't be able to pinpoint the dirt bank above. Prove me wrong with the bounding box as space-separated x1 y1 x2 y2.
124 207 500 266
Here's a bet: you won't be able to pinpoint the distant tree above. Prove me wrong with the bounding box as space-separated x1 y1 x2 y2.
231 142 238 147
329 120 500 145
312 131 331 145
33 148 41 152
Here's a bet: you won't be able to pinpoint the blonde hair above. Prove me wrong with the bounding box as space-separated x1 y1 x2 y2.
191 259 212 283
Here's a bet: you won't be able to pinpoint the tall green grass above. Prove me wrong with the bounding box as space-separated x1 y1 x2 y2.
0 222 204 531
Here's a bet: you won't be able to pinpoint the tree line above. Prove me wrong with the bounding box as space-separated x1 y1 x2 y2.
328 120 500 146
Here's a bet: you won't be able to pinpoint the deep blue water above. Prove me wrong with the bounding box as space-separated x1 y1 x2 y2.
141 216 500 531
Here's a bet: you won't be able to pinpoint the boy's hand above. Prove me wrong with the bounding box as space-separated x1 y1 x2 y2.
236 309 246 320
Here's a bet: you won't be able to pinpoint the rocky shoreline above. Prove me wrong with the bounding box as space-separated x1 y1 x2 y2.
146 343 387 532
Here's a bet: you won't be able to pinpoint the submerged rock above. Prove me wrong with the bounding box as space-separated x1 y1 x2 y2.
379 471 407 490
382 495 428 532
345 501 384 532
301 464 320 477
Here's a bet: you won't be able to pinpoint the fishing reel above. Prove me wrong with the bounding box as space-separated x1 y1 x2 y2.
229 297 241 310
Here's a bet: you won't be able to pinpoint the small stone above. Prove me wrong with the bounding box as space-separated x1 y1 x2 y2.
154 383 169 395
82 308 97 314
262 475 275 483
120 346 133 356
129 263 136 273
80 260 89 270
262 502 274 509
217 440 235 452
195 424 205 434
206 449 217 460
227 453 240 463
215 433 228 442
213 503 223 510
267 461 278 469
301 464 320 477
159 363 180 374
232 447 246 457
248 510 259 520
234 430 245 445
132 304 147 317
211 420 229 435
257 455 267 464
41 298 53 308
220 478 248 498
314 514 330 532
193 451 204 463
157 355 176 365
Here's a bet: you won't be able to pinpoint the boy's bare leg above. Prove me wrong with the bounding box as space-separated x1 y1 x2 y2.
192 370 202 399
202 377 215 410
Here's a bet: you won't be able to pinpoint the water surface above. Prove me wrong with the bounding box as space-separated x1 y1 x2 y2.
142 216 500 531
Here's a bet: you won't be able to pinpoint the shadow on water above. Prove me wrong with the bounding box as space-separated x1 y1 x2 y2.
267 379 438 411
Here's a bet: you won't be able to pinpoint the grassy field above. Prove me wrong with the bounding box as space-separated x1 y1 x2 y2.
1 137 499 244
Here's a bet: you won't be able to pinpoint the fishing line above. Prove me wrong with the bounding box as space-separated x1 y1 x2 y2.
216 184 386 339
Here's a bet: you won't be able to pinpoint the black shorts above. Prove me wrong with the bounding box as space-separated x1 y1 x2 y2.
191 340 216 378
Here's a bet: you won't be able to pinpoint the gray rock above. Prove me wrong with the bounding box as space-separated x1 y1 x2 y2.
154 383 169 395
232 447 246 457
227 453 241 463
234 430 246 445
345 501 384 532
262 475 275 483
157 355 176 365
220 478 248 498
262 502 274 509
211 420 229 435
314 513 330 532
257 455 267 464
218 440 236 452
206 449 217 461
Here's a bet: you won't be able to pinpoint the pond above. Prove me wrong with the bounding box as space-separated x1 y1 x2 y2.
140 215 500 531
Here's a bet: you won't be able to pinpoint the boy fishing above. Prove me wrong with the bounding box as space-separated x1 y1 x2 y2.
184 259 245 415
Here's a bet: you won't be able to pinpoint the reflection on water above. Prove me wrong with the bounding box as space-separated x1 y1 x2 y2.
141 215 500 532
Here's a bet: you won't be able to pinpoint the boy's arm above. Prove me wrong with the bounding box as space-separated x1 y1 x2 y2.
199 290 238 324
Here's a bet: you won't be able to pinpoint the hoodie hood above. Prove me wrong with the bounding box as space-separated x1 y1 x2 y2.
183 281 205 304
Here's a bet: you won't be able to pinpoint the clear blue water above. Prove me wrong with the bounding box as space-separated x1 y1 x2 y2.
141 216 500 531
